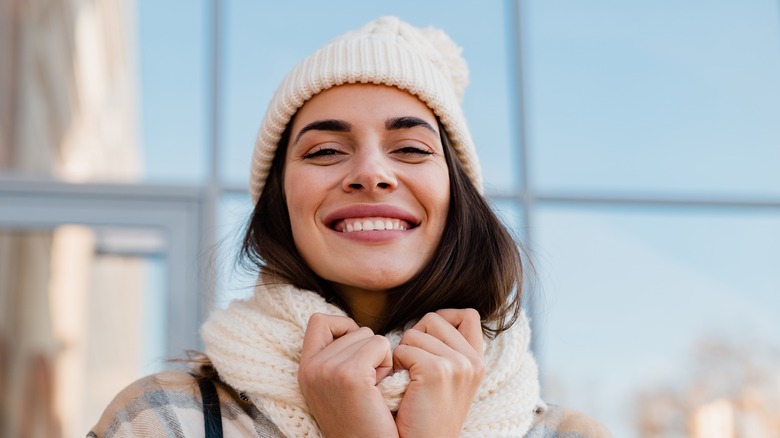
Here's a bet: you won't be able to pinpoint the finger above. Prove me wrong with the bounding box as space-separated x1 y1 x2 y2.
300 313 361 363
400 328 453 355
311 328 387 369
411 310 483 355
392 343 426 373
300 315 392 384
353 335 393 383
306 332 393 385
317 328 393 384
393 340 458 378
310 326 380 365
394 331 484 385
432 308 484 352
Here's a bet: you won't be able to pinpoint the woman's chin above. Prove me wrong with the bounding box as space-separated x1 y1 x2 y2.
330 271 415 295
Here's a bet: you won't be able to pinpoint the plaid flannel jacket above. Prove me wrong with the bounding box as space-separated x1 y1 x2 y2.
88 371 612 437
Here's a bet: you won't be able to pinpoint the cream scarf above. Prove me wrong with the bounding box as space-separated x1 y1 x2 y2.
202 282 543 437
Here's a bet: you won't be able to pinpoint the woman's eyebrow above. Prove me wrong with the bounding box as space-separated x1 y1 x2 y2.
385 116 437 134
293 119 352 144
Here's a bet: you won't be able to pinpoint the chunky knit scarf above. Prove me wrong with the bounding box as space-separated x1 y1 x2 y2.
202 282 543 437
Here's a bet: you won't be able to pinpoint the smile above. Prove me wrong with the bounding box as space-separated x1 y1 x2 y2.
334 217 411 233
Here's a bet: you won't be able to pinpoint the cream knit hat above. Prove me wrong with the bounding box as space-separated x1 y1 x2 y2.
250 16 482 202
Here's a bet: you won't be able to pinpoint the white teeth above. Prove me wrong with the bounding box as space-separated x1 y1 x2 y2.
340 217 411 233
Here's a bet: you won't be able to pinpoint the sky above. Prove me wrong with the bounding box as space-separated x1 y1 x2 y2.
135 1 780 436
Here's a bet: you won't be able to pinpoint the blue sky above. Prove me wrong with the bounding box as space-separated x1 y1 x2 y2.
135 1 780 436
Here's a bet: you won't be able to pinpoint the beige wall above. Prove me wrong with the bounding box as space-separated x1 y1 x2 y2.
0 0 145 436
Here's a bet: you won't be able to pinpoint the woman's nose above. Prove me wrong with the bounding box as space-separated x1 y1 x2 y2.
342 149 398 193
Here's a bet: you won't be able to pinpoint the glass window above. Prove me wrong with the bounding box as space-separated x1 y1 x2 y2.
1 0 147 184
533 205 780 436
215 192 255 307
489 198 527 240
136 0 208 184
0 226 167 437
1 0 208 184
524 1 780 196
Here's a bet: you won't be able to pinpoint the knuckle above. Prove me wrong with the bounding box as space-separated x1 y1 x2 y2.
464 308 481 320
400 328 421 344
449 354 485 381
332 364 351 380
422 312 439 323
355 326 374 339
451 354 471 371
427 360 451 380
308 312 327 325
332 364 359 385
370 334 391 349
297 362 319 385
472 359 486 380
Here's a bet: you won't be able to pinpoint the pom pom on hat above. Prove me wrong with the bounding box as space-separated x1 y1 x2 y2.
250 16 482 202
415 25 469 101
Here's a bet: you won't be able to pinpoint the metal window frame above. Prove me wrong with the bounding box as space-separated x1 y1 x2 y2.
0 176 210 356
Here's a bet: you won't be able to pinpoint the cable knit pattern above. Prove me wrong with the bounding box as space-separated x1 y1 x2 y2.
202 282 543 437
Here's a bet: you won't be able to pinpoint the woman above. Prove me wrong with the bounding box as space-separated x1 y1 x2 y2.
91 17 611 437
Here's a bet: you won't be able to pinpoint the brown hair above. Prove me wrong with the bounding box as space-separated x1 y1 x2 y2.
241 121 524 337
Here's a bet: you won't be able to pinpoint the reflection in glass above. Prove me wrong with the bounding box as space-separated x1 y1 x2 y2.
0 226 166 437
525 1 780 196
215 193 256 308
0 0 141 183
533 205 780 437
136 0 207 183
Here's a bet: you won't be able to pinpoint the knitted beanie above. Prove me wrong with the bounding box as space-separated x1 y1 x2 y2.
250 16 482 202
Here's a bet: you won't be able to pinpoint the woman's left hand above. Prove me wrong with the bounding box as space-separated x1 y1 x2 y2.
393 308 485 438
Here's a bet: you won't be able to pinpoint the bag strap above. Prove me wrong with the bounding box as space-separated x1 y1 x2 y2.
195 375 224 438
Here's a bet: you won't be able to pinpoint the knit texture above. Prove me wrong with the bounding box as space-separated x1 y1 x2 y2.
201 282 543 437
250 16 483 203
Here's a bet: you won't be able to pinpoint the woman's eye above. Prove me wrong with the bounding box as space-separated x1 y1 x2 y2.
302 147 342 159
396 146 433 156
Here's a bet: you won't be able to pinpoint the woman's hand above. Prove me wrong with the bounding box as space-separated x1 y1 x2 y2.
393 309 485 438
298 313 398 438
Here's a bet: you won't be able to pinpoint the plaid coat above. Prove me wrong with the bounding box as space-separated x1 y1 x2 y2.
89 371 612 438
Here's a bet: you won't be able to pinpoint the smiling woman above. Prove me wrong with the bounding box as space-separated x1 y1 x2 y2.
284 85 451 324
90 16 611 437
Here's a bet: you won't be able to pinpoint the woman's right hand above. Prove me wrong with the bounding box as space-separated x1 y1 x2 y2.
298 313 399 438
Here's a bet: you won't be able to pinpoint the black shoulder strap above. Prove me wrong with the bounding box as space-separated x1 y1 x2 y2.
195 375 224 438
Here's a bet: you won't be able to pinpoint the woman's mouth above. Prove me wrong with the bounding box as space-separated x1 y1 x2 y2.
332 217 412 233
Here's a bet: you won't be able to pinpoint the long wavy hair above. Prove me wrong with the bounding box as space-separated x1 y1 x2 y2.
241 119 525 337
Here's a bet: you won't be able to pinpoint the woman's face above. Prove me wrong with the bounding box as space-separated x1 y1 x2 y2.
284 84 450 299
